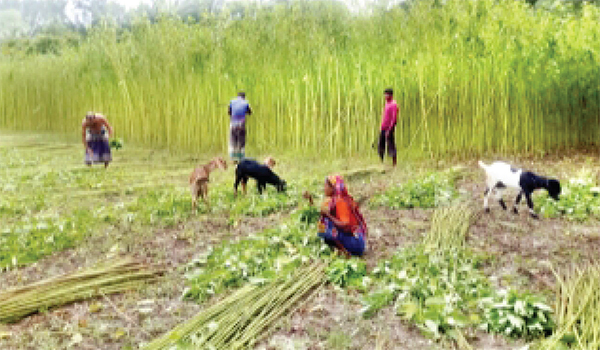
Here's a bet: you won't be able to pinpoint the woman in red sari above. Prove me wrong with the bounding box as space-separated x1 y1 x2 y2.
317 175 368 258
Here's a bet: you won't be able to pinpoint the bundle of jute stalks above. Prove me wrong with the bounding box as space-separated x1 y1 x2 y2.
143 262 325 350
0 257 163 323
540 263 600 350
424 203 475 251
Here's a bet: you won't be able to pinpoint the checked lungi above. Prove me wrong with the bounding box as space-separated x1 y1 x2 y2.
85 129 112 165
229 120 246 162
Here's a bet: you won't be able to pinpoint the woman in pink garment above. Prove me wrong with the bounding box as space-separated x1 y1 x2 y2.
378 88 398 167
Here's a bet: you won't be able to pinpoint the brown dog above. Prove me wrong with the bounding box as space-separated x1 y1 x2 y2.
189 157 227 210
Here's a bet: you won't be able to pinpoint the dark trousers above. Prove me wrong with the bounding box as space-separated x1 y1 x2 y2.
378 128 396 159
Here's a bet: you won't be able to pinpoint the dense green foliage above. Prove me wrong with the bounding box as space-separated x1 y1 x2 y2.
538 170 600 221
361 232 554 340
358 204 554 340
2 0 600 156
362 247 492 334
183 210 331 302
480 289 554 339
371 169 459 208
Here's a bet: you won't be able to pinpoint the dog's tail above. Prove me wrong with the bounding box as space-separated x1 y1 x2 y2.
478 160 488 170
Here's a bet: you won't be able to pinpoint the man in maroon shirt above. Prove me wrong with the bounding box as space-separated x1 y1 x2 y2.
378 88 398 166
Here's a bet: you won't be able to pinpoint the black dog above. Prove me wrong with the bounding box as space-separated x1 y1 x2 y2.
234 159 286 195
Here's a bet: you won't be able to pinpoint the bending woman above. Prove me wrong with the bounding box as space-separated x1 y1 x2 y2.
317 175 368 258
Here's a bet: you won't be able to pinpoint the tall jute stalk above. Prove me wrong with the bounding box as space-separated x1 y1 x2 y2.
1 0 600 157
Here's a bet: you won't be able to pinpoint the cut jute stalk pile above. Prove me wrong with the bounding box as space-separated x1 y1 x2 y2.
539 264 600 350
0 257 163 323
143 262 325 350
424 203 475 251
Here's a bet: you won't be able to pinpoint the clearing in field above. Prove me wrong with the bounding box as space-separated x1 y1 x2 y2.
1 132 600 349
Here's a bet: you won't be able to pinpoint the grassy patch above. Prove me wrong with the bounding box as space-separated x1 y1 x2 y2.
0 137 321 271
0 209 93 269
206 182 310 218
371 169 460 209
326 329 352 350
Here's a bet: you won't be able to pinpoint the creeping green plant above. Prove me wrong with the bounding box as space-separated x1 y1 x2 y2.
371 170 459 209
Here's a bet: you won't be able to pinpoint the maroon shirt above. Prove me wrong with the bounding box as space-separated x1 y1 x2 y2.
381 100 398 131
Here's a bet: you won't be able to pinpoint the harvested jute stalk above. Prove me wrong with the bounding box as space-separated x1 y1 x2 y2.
143 262 325 350
0 257 163 323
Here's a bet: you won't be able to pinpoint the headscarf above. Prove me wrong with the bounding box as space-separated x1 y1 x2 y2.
327 175 349 200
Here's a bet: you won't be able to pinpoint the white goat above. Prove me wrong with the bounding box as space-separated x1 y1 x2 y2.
478 161 561 218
